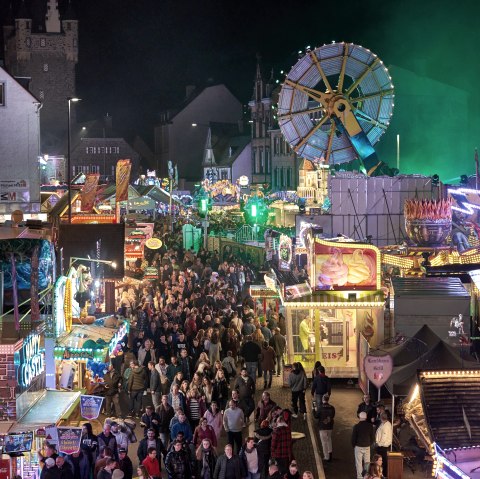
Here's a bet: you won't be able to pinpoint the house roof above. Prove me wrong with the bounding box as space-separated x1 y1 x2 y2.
134 185 181 205
299 158 316 171
204 123 250 168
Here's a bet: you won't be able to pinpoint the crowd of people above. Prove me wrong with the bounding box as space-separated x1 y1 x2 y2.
36 245 320 479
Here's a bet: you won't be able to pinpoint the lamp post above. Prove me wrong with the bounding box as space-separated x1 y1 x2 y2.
67 97 80 224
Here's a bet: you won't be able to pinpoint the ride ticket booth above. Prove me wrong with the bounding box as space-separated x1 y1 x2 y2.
284 237 385 378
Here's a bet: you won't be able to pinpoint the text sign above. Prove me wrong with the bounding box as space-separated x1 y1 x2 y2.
364 354 393 388
18 332 45 388
57 427 82 455
80 395 104 420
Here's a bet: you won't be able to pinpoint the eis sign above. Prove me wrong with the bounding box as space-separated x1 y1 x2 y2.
17 333 45 389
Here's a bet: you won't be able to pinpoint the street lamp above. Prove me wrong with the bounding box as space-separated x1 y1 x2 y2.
67 97 80 224
69 256 117 270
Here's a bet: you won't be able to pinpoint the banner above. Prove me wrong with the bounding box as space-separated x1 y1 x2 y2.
45 426 59 447
57 427 82 455
81 173 100 212
30 245 40 321
116 159 131 203
80 395 104 420
364 354 393 389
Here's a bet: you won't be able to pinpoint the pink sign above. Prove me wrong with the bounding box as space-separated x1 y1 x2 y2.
364 354 393 388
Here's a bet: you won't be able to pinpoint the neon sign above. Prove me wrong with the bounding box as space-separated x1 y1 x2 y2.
448 187 480 216
18 333 45 388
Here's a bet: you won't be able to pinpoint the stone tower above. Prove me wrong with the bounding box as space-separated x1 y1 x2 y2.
248 55 275 186
3 0 78 154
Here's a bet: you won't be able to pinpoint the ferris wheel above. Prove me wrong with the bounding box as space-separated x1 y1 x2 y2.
277 42 395 176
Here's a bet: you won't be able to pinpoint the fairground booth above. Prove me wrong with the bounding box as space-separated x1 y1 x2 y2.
282 236 385 378
404 370 480 479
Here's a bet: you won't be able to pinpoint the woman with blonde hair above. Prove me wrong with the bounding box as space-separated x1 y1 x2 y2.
135 465 152 479
195 438 217 479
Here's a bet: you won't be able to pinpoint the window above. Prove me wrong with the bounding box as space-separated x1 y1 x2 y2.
265 148 270 174
39 90 44 100
287 168 291 188
43 63 48 72
221 169 228 180
0 83 4 106
40 38 46 47
252 148 257 173
259 148 264 174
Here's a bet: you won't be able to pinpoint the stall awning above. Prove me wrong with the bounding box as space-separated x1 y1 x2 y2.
283 290 384 307
14 390 81 431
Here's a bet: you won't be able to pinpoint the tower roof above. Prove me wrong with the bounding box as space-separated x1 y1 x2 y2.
15 0 30 19
3 3 14 26
63 0 77 20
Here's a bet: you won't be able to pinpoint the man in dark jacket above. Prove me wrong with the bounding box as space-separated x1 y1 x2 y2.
65 450 90 479
213 444 243 479
104 363 122 418
356 393 376 424
97 424 118 461
148 361 162 410
311 366 331 407
137 429 167 464
165 440 191 479
97 458 116 479
351 411 375 479
233 368 256 424
127 360 146 418
240 336 261 382
55 456 74 479
318 394 335 462
117 449 133 479
140 406 160 437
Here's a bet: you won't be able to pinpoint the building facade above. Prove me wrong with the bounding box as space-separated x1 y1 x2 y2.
154 84 243 183
0 66 41 214
3 0 78 154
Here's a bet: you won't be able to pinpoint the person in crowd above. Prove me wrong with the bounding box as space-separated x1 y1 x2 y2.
255 391 277 425
357 394 376 424
301 472 314 479
156 394 175 448
148 361 162 409
104 363 122 418
41 458 59 479
127 360 147 419
135 465 152 479
96 458 117 479
352 411 375 479
317 393 335 462
193 416 217 448
55 456 73 479
254 420 272 479
212 369 230 411
94 448 113 478
269 329 286 377
288 362 307 419
141 447 161 479
38 443 59 466
311 366 331 408
266 459 282 479
140 405 161 437
233 367 256 425
137 429 167 465
240 336 261 383
270 416 292 475
195 438 217 479
260 341 275 390
165 440 191 479
65 450 90 479
213 444 243 479
284 460 300 479
117 449 133 479
170 410 193 442
239 437 260 479
223 400 244 454
364 454 384 479
168 384 186 412
204 401 223 444
375 412 393 473
110 423 129 452
97 424 118 461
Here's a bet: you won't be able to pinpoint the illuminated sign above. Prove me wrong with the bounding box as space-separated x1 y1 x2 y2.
238 175 249 187
448 186 480 217
18 333 45 388
145 238 163 250
364 354 392 388
313 239 381 291
278 234 292 271
108 323 128 356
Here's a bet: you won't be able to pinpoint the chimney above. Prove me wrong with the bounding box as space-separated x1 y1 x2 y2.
185 85 196 99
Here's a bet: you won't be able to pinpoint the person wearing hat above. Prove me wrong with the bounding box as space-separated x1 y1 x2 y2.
266 459 282 479
317 394 335 462
117 449 133 479
285 460 300 479
41 457 59 479
351 411 375 479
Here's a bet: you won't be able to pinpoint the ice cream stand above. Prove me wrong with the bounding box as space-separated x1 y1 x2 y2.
283 237 385 378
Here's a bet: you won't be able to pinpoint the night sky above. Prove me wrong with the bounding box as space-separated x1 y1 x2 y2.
1 0 480 178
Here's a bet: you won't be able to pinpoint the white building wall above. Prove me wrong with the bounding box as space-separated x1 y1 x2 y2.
231 143 252 182
0 67 41 213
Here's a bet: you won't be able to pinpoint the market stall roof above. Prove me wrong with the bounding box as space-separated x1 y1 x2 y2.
134 185 182 205
392 276 470 298
284 290 384 306
415 370 480 449
96 184 140 203
386 341 479 396
57 322 124 350
13 389 81 431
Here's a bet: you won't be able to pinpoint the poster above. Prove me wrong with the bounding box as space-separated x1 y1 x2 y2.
80 395 104 420
57 427 82 455
364 354 393 389
81 173 100 212
115 159 131 203
314 240 380 291
45 426 59 447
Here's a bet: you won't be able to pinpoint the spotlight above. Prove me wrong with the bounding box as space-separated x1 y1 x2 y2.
432 174 439 187
460 175 469 186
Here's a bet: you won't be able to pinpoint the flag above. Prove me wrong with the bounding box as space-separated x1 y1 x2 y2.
116 159 131 203
81 173 100 212
10 253 19 331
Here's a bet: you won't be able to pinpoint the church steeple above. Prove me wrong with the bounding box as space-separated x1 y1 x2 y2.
45 0 61 33
253 53 264 102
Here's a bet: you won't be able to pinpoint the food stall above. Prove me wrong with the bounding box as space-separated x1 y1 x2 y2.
283 237 385 377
